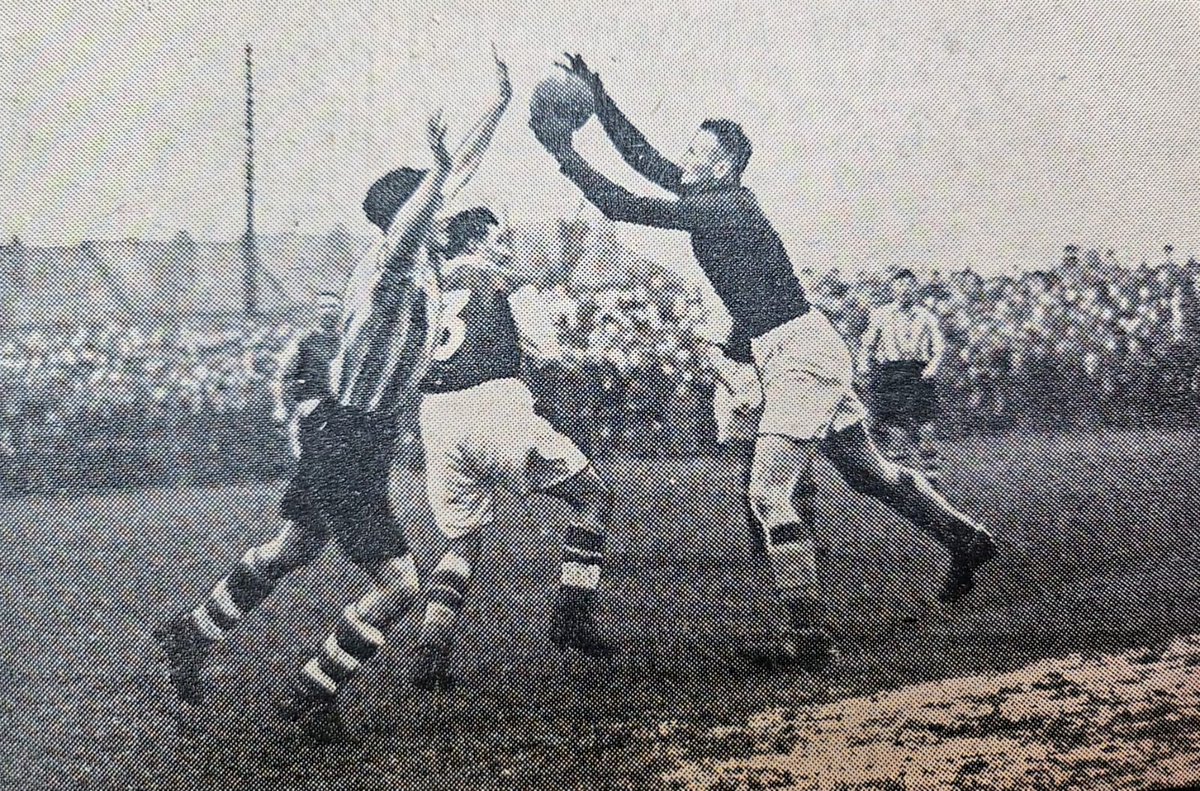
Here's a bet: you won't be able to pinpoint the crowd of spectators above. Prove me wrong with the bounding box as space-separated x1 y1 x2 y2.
0 247 1197 493
0 321 292 492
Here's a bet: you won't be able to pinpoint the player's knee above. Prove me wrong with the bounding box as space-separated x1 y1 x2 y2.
790 479 817 516
373 554 421 596
447 531 482 562
747 476 794 526
580 474 614 524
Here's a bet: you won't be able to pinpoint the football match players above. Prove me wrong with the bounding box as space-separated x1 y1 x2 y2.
859 269 948 486
271 291 342 459
408 205 616 691
153 54 512 740
532 53 998 671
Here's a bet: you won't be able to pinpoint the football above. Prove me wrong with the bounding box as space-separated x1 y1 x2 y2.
529 71 594 134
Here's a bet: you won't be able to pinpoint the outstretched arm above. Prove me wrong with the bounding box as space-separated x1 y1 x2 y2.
444 48 513 200
558 53 683 194
546 140 731 232
379 113 454 273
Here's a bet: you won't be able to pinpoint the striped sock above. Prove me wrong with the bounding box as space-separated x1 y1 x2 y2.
298 603 386 698
189 549 276 644
416 552 472 650
560 522 604 607
919 448 943 486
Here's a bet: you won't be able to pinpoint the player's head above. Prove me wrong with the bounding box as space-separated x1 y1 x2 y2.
679 119 752 189
362 167 428 232
442 207 500 260
314 291 341 331
891 268 918 305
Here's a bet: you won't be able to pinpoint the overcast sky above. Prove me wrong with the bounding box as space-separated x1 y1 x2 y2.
2 0 1198 272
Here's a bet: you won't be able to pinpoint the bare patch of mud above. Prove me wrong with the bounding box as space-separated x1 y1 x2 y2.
668 636 1200 790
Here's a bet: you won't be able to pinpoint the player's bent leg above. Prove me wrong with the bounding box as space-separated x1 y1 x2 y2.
742 435 837 672
411 532 481 691
295 552 421 698
727 438 768 559
154 518 327 706
543 465 618 659
281 551 420 743
821 421 996 603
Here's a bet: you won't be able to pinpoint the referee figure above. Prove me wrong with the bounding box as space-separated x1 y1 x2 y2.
859 269 947 486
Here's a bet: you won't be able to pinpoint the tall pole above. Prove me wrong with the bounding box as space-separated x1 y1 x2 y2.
241 43 259 317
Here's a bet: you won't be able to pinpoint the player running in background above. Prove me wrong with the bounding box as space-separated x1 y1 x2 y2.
533 53 997 671
153 54 512 741
408 206 616 691
859 269 948 486
271 291 342 459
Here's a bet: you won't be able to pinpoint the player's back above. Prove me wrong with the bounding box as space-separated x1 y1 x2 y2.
330 238 440 415
421 254 522 394
689 186 809 344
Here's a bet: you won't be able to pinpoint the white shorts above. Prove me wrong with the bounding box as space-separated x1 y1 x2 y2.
419 377 589 538
712 360 762 444
750 310 868 441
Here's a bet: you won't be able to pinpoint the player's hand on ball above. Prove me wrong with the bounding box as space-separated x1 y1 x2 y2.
426 111 452 171
555 52 602 96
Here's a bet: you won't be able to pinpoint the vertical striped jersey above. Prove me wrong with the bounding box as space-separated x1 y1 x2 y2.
328 237 442 414
863 302 943 364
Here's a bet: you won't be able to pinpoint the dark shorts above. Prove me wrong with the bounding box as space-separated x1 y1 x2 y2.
869 361 939 427
280 400 409 566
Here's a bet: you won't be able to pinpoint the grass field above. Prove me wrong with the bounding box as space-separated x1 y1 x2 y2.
1 430 1199 790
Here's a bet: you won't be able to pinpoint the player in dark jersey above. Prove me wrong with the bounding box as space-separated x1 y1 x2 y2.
153 56 512 742
533 54 998 671
409 206 616 691
272 292 342 459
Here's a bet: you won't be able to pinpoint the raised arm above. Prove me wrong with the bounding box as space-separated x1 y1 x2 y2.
379 113 454 273
444 49 513 200
542 135 729 232
558 53 683 194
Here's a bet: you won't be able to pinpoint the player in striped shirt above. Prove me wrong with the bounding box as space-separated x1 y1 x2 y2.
859 269 948 485
154 55 512 743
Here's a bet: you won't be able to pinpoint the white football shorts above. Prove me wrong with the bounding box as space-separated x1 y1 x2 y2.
749 310 867 441
419 377 588 538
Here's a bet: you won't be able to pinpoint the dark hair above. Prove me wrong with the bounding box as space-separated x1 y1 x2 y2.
892 268 917 281
362 168 428 232
444 207 499 259
700 119 752 180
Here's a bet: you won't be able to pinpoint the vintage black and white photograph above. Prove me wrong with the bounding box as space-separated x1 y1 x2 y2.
2 1 1200 788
